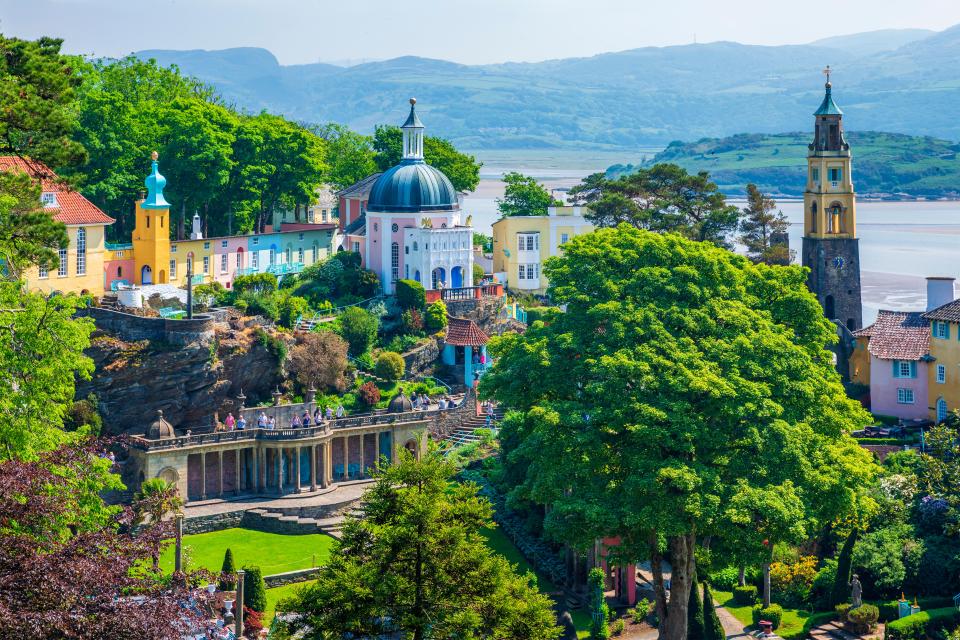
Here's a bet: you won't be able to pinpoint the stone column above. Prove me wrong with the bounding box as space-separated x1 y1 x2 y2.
235 570 245 638
218 450 224 498
201 452 208 500
294 446 302 492
277 448 284 494
343 437 349 480
324 441 332 487
359 434 365 479
174 514 184 573
257 448 265 492
464 345 473 385
309 444 317 491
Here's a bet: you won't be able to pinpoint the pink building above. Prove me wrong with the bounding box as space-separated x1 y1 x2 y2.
854 310 931 421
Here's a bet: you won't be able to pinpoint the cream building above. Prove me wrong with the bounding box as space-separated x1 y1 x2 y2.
491 206 594 294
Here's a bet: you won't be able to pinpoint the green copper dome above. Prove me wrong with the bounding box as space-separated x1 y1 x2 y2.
142 152 170 209
367 160 459 213
814 82 843 117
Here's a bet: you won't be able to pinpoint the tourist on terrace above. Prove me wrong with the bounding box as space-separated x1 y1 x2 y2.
422 394 432 408
438 397 447 410
336 404 344 418
267 416 276 430
257 411 267 428
302 411 311 427
411 392 419 408
325 406 334 421
237 415 246 431
224 413 235 431
292 414 302 428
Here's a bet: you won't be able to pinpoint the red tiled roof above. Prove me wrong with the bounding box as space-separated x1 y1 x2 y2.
860 310 930 361
0 156 114 226
444 316 489 346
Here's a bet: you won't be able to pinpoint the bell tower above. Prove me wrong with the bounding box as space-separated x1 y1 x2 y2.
801 67 862 335
132 151 172 285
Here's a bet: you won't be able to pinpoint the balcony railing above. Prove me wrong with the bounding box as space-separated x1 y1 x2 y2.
235 266 259 277
425 283 503 303
267 262 304 276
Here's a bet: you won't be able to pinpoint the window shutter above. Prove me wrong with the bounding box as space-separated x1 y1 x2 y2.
947 323 951 340
932 323 938 337
892 361 899 378
910 361 917 378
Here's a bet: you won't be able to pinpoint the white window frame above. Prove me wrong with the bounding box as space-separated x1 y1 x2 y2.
38 263 48 278
203 242 210 250
897 388 915 405
221 240 228 248
75 227 86 276
40 192 58 208
897 361 912 378
561 233 569 244
253 237 259 246
251 252 259 269
935 321 948 339
220 253 228 274
937 364 946 384
57 248 67 277
352 241 360 253
391 242 399 282
170 259 177 279
298 247 304 264
518 264 526 280
202 256 209 274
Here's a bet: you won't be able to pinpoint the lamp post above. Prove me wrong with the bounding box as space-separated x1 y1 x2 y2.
174 512 184 573
185 258 194 320
235 569 245 637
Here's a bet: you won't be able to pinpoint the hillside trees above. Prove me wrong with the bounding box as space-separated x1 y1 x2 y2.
496 172 561 217
479 226 874 640
373 124 481 192
313 122 377 189
739 184 792 265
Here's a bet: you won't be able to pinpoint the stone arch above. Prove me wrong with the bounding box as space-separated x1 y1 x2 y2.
828 201 844 233
158 269 166 284
141 264 153 285
451 265 464 288
404 438 419 460
157 466 180 486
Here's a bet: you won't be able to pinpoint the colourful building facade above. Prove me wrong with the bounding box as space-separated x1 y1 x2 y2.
491 206 594 295
921 278 960 422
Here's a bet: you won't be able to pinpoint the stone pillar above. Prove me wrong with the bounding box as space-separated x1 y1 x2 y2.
257 448 265 492
342 437 349 481
277 448 284 495
324 441 333 487
218 450 224 498
294 446 302 492
174 513 184 573
235 570 245 638
201 452 208 500
310 444 318 491
359 434 365 479
464 345 473 385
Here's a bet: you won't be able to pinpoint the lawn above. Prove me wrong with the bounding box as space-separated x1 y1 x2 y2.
159 528 335 575
264 580 316 628
713 589 821 640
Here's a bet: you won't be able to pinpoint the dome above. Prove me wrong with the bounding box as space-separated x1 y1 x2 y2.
388 389 413 413
142 152 170 209
367 160 459 213
146 409 176 439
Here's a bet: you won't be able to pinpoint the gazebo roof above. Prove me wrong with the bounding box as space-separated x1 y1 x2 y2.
445 316 489 347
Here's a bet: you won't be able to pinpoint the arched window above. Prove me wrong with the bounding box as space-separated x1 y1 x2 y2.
117 266 122 278
76 228 86 275
391 242 399 282
825 295 835 320
810 202 817 233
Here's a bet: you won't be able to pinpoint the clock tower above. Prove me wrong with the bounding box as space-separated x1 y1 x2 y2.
801 68 862 335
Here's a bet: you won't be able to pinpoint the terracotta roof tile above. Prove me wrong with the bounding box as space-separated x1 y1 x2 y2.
922 299 960 323
863 310 930 361
0 156 114 226
444 316 489 347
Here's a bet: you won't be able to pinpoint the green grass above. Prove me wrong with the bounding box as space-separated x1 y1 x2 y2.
264 580 316 628
159 528 334 575
713 590 820 640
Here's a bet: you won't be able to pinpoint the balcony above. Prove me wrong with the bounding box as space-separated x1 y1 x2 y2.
267 262 304 276
425 283 503 303
235 266 259 277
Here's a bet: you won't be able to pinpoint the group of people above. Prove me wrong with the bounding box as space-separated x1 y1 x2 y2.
410 392 458 411
221 413 247 431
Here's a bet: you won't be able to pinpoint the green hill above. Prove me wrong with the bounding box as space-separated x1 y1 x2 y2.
606 131 960 198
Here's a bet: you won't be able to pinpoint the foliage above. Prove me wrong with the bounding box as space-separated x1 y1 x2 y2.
739 183 792 265
287 331 349 393
425 299 448 332
396 279 426 310
275 452 560 640
338 306 379 356
243 606 263 639
752 603 784 629
242 566 267 613
611 618 625 636
358 381 381 407
734 585 759 605
588 567 610 640
133 478 184 529
885 608 960 640
385 332 423 354
831 528 857 607
703 582 726 640
921 423 960 535
311 122 376 189
401 309 425 335
0 170 69 280
372 124 481 192
254 327 287 365
569 164 742 248
0 442 212 639
847 604 879 634
374 351 405 381
496 172 562 217
277 294 310 329
709 566 741 591
473 232 492 252
65 394 103 435
809 558 837 611
220 548 237 591
193 281 229 307
688 575 706 640
240 291 279 321
769 556 818 608
473 262 486 283
233 272 278 295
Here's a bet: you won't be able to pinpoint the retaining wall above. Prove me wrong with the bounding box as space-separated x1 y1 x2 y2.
77 307 215 346
264 567 321 588
182 510 245 535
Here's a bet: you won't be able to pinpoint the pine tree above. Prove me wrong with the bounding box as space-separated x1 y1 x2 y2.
703 582 725 640
830 529 858 607
242 565 266 613
739 183 792 265
219 548 236 591
687 574 705 640
589 567 610 640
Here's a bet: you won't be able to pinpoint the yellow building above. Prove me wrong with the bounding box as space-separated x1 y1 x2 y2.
131 152 172 285
491 206 593 295
1 157 115 297
922 277 960 422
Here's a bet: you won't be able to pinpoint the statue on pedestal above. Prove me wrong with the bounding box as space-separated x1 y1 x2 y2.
850 574 863 609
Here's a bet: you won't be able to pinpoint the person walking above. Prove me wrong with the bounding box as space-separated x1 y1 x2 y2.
237 415 246 431
224 413 235 431
336 404 344 418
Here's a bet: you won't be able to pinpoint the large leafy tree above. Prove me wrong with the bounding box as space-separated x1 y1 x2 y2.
496 171 561 217
275 452 559 640
312 123 377 189
0 36 86 172
569 164 741 248
0 171 68 280
480 226 873 640
739 183 792 265
373 124 481 192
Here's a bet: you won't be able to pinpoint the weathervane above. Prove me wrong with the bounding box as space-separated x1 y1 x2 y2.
823 65 832 84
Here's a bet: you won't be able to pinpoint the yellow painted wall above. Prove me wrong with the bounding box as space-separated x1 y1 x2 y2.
927 322 960 420
25 224 108 296
131 201 171 285
168 239 213 285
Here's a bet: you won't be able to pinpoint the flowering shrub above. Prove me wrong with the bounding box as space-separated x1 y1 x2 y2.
770 555 818 607
358 381 381 407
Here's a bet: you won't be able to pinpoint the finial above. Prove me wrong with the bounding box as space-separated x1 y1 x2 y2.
151 150 159 161
157 409 163 417
409 97 416 106
823 65 832 87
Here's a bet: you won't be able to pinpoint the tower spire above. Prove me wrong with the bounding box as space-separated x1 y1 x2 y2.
142 150 170 209
401 98 425 162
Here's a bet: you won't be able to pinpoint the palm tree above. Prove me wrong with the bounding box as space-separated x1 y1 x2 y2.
133 478 184 570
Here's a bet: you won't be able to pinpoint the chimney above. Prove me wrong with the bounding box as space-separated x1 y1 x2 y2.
926 277 956 312
190 212 203 240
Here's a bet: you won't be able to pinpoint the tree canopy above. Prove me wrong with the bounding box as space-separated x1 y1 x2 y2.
479 226 874 640
373 124 481 192
496 172 561 217
739 183 792 265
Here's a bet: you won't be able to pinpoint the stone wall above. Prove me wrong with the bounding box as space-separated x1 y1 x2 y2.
445 296 504 334
402 338 441 377
77 307 215 346
264 568 320 588
182 510 245 535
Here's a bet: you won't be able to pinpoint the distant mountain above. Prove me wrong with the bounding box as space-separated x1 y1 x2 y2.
606 131 960 198
134 25 960 150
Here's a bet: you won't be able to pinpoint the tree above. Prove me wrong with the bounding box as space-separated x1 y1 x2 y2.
242 565 267 613
287 331 349 392
220 548 237 591
312 123 376 189
425 299 448 332
132 477 184 569
570 164 742 248
703 582 725 640
396 279 426 310
588 568 610 639
233 272 278 295
373 125 481 192
339 306 378 356
480 226 874 640
830 529 858 607
277 293 311 329
0 441 214 639
496 172 561 217
0 36 86 172
0 170 69 280
275 452 560 640
375 351 406 381
473 262 486 283
739 184 792 265
688 574 705 640
921 422 960 535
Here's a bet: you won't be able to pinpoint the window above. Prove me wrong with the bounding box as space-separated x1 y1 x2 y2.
391 223 399 233
561 233 569 244
159 216 163 228
202 256 209 274
405 246 409 255
253 237 259 246
518 234 539 251
933 321 950 339
413 241 418 251
203 242 210 250
811 168 819 184
298 247 304 263
829 167 842 185
57 248 67 277
897 388 915 405
518 264 526 280
391 242 399 282
170 259 176 278
220 254 228 273
286 247 292 263
269 248 276 265
893 360 916 379
38 263 48 278
352 241 360 253
41 192 58 208
75 228 86 275
117 266 122 278
937 364 946 384
146 215 149 229
170 245 177 253
221 240 228 248
312 245 317 262
251 252 259 269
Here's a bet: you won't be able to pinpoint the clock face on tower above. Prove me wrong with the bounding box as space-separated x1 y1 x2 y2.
833 256 845 269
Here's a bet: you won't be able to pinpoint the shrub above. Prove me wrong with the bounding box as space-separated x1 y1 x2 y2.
810 558 838 611
473 263 485 283
278 294 311 329
242 566 266 613
287 331 349 392
375 351 405 381
831 529 857 607
219 548 236 591
734 585 758 605
704 582 725 640
770 555 818 608
401 308 424 334
612 618 625 636
358 381 380 407
385 333 421 354
65 393 102 435
339 306 379 356
751 604 784 630
836 603 852 622
194 281 230 307
688 576 705 640
709 566 740 591
234 272 278 295
396 279 426 310
239 291 279 321
243 606 263 639
847 604 879 634
877 598 955 624
885 607 960 640
425 299 447 332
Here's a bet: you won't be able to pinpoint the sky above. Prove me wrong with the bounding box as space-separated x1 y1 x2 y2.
3 0 960 65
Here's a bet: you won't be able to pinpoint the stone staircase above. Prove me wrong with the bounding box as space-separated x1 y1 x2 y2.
100 294 120 310
807 619 883 640
444 406 503 447
242 502 366 539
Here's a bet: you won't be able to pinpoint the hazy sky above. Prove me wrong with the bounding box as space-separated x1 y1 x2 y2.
4 0 960 65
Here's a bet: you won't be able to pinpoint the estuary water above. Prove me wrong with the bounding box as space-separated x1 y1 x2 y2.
462 152 960 326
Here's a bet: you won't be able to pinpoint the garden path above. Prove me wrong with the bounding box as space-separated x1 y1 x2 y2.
182 478 375 519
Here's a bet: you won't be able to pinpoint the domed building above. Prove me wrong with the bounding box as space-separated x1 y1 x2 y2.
364 99 475 295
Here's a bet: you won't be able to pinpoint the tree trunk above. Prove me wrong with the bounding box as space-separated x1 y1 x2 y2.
762 562 771 608
738 566 746 587
659 532 696 640
649 533 667 625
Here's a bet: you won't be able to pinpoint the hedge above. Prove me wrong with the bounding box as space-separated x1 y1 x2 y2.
875 597 955 623
884 607 960 640
396 279 426 310
733 585 758 605
752 604 784 630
